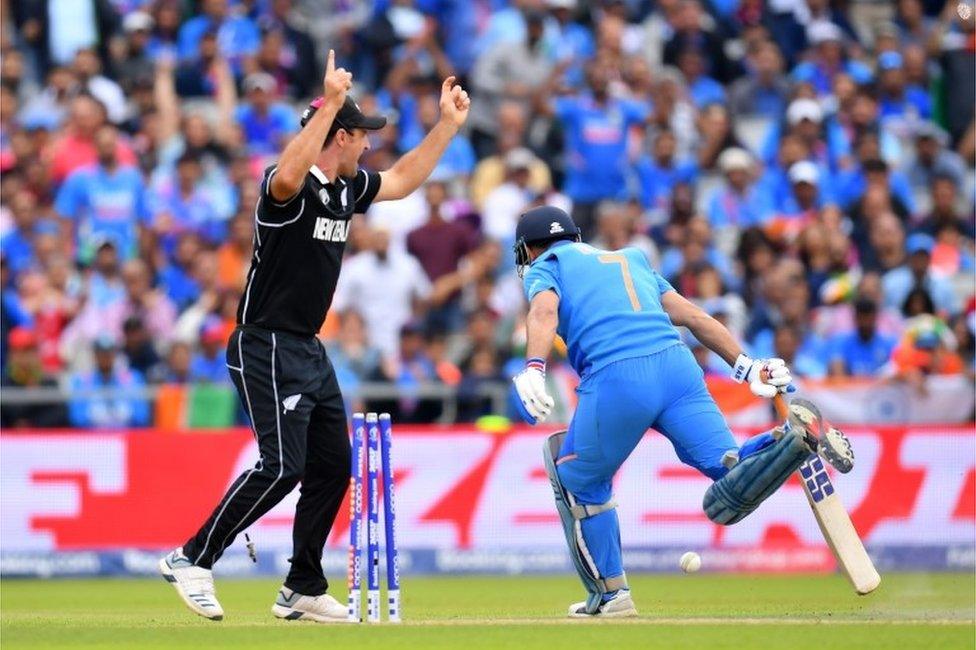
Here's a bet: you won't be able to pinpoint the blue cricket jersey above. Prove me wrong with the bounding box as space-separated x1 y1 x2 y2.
554 95 648 203
523 240 682 378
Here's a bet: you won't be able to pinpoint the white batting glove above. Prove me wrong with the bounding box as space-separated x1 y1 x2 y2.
731 354 793 399
512 358 555 424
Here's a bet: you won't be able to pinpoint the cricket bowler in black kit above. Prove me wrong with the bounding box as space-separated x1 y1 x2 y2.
160 49 471 623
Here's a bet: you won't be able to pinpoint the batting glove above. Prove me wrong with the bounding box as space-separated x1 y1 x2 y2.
512 358 555 424
731 354 793 399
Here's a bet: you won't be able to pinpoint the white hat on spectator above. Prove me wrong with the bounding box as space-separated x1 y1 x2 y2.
718 147 753 173
547 0 577 8
244 72 277 94
787 98 823 125
914 121 949 146
788 161 820 186
123 11 154 33
807 21 843 45
505 147 537 171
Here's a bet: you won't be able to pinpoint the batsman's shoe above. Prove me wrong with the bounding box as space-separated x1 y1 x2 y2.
821 425 854 474
158 547 224 620
775 398 819 454
271 587 349 623
786 398 854 473
568 590 638 618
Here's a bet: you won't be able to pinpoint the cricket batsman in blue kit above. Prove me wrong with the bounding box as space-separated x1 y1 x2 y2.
510 206 852 618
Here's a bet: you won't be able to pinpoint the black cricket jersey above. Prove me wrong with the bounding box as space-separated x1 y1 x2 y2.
237 164 381 337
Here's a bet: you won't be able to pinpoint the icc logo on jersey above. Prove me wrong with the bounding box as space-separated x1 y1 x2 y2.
313 217 349 242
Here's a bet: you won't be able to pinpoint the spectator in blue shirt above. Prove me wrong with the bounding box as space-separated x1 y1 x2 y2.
676 48 726 109
1 190 41 276
771 323 828 379
177 0 260 72
158 233 202 311
773 161 826 219
756 134 829 214
729 40 791 118
547 62 648 238
760 98 848 171
150 152 225 257
883 233 960 317
473 1 530 61
392 323 441 423
905 122 968 195
145 1 181 62
834 156 916 214
54 125 149 263
416 0 481 76
876 51 932 124
234 72 298 157
661 216 740 292
546 0 595 88
189 317 230 384
68 335 150 428
791 21 872 97
634 129 698 219
174 29 221 98
398 93 476 178
706 148 770 229
830 86 903 167
827 298 897 376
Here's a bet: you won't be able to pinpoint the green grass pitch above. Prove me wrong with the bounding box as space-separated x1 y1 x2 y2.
2 573 973 649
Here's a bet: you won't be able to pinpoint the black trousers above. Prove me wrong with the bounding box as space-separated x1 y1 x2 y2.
182 326 350 596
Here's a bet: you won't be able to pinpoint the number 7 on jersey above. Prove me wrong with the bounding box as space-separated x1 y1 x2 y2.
598 253 641 312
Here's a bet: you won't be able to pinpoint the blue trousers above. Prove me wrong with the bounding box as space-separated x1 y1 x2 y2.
556 344 738 583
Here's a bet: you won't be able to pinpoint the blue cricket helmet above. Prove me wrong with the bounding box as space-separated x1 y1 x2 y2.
513 206 581 274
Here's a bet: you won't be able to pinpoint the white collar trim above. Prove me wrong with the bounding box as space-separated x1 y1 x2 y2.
309 165 346 187
309 165 329 185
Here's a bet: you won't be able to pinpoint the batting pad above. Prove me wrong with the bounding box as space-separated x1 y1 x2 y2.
543 432 626 614
703 428 810 525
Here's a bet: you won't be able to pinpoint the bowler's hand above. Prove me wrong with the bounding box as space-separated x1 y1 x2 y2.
323 49 352 106
439 76 470 129
512 367 554 424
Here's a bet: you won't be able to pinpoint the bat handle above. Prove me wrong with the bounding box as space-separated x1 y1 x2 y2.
760 364 790 419
772 394 789 420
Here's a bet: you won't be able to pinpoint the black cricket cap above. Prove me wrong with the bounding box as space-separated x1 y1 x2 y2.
300 95 387 131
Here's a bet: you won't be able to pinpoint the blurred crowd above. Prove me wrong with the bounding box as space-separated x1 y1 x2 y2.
1 0 974 429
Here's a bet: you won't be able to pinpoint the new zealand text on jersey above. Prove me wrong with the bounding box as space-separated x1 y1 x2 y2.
312 217 350 242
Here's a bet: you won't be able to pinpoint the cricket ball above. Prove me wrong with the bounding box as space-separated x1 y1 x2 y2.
679 551 702 573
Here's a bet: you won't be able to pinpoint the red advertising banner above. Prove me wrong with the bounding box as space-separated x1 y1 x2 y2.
3 425 973 563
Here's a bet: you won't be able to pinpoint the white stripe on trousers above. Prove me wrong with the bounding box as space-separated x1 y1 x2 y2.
215 333 285 557
194 331 279 564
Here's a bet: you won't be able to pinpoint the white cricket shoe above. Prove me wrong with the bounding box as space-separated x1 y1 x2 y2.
158 547 224 620
568 590 638 618
271 587 350 623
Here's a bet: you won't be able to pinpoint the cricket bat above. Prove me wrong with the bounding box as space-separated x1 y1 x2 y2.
773 394 881 595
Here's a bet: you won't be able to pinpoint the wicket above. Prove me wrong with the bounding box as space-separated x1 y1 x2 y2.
347 412 400 623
